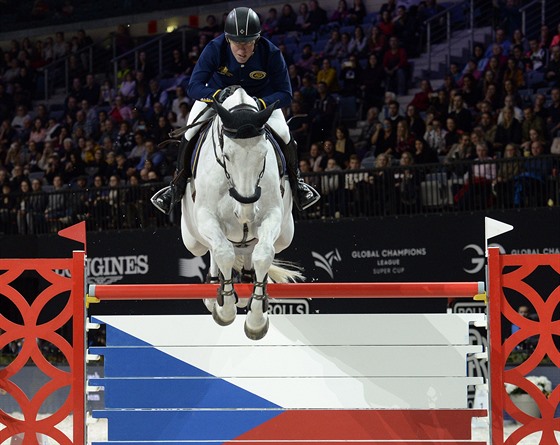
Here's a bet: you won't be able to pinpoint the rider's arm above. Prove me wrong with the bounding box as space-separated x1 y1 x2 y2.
187 42 221 102
260 47 292 109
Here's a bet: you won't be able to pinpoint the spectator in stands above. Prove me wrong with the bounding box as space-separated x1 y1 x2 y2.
485 28 511 59
448 94 472 133
494 143 521 208
330 0 349 25
52 31 68 60
545 45 560 87
383 37 408 95
320 30 340 60
307 142 324 172
118 72 136 105
114 24 133 56
374 118 397 157
423 116 446 155
547 87 560 138
393 150 420 213
521 128 547 156
413 137 438 164
366 25 386 59
287 101 310 150
459 74 480 109
200 14 221 38
311 81 337 142
394 120 415 158
296 43 317 75
336 32 352 61
348 25 368 58
455 142 496 209
339 55 362 97
262 8 280 37
317 58 339 93
409 79 433 113
123 173 145 228
44 175 69 227
348 0 367 25
379 0 397 17
333 124 355 165
521 106 546 147
377 10 394 38
295 3 310 33
405 104 426 137
108 95 132 124
516 140 553 206
148 114 169 145
0 182 15 234
494 106 522 155
321 157 343 217
445 132 473 172
278 4 297 34
301 0 328 34
29 117 46 148
175 102 190 129
370 152 393 215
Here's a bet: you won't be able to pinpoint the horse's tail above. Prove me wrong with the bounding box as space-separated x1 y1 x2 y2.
269 259 305 283
233 257 304 283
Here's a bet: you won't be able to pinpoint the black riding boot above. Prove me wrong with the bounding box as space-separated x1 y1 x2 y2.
151 138 192 215
282 138 321 211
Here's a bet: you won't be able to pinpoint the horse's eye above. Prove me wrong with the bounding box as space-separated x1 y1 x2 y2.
224 154 230 162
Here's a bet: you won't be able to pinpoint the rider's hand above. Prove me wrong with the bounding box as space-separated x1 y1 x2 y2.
214 86 237 104
253 97 266 110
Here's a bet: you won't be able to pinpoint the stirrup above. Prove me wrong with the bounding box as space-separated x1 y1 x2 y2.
151 186 173 215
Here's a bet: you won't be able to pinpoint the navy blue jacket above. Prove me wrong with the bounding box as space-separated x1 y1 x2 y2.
187 34 292 109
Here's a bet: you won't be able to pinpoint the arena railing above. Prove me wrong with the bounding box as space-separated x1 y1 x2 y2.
1 156 558 236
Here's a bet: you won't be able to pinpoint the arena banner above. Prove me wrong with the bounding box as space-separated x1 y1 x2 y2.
0 208 558 315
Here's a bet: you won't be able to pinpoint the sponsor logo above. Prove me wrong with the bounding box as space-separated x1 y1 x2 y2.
217 66 233 77
463 243 505 274
249 70 266 80
179 257 207 282
311 249 342 279
268 298 310 314
453 301 487 313
57 255 150 284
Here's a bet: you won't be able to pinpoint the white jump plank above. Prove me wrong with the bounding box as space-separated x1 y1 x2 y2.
93 313 485 347
149 345 481 377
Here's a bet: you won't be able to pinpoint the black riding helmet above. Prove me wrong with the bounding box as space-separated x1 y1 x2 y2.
224 7 261 43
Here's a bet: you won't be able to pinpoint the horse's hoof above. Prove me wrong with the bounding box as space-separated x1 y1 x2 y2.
203 298 215 313
244 317 269 340
212 304 236 326
236 298 249 308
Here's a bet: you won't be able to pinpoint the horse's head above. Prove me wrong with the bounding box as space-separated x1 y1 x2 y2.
214 88 277 139
212 88 278 222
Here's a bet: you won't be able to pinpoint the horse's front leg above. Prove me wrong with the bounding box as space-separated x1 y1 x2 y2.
198 212 237 326
244 211 282 340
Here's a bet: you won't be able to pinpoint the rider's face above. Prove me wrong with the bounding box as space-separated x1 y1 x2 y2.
229 39 256 64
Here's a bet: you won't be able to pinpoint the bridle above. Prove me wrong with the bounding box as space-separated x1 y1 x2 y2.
212 104 267 205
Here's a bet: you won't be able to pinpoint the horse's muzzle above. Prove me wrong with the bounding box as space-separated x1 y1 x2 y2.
229 186 261 204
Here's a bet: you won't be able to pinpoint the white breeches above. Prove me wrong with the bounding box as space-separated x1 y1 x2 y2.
185 100 290 144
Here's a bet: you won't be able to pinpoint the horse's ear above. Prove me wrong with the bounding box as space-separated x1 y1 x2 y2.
254 100 278 127
214 100 234 127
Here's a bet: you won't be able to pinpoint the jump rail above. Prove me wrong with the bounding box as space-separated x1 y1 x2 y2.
88 281 485 300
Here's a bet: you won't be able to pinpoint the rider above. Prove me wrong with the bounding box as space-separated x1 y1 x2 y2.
151 6 321 214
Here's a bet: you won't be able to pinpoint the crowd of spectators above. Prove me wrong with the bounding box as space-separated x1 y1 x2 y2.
0 0 559 233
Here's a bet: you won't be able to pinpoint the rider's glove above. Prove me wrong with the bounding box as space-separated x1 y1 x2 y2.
253 97 266 110
214 86 237 104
